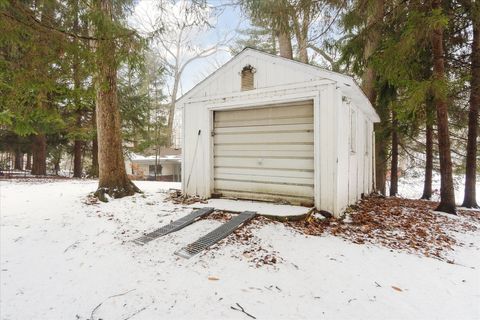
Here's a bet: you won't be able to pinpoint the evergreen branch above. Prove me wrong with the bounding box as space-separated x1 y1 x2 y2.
3 3 136 42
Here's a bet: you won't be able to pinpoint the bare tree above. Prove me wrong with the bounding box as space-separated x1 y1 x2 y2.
134 1 231 147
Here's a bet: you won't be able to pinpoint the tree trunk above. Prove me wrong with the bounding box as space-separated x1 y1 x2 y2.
296 37 308 63
92 0 139 201
53 156 61 175
25 152 32 170
73 140 83 178
277 30 293 60
421 119 434 199
31 134 47 175
91 135 99 177
72 0 83 179
89 108 99 177
14 150 23 170
375 131 388 195
271 30 277 54
462 4 479 208
431 0 456 214
293 14 309 63
362 0 386 194
389 111 398 196
166 73 179 148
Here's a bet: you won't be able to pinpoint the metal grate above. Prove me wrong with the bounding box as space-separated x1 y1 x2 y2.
134 207 214 245
175 211 256 259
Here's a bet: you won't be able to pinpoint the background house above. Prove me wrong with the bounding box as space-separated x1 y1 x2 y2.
125 148 181 182
177 48 380 217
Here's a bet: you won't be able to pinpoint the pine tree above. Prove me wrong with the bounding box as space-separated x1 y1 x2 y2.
430 0 456 213
90 0 140 200
462 0 479 208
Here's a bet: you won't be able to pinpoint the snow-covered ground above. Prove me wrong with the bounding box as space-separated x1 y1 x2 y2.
395 168 480 205
1 179 479 320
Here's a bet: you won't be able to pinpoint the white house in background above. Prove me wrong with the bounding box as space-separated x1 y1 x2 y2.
176 48 380 217
125 148 181 182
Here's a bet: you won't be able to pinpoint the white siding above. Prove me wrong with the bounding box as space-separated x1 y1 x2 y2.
356 112 365 199
189 53 321 100
317 85 339 213
183 101 210 196
347 102 356 204
181 49 378 217
336 99 350 213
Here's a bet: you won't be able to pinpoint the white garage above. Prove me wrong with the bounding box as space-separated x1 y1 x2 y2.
177 48 380 217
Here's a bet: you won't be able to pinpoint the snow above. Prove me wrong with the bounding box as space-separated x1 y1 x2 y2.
190 198 311 217
128 153 181 162
1 179 479 320
395 168 480 204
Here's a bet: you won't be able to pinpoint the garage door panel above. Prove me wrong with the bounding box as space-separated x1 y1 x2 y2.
214 167 314 179
215 123 313 134
218 190 313 204
214 157 314 170
215 180 314 198
214 149 313 158
214 143 314 152
215 172 314 185
214 103 313 123
215 116 313 128
214 132 313 144
213 101 314 204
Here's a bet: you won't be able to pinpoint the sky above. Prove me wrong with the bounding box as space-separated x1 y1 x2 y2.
130 0 248 96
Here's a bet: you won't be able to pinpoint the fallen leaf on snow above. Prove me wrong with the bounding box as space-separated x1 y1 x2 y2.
391 286 403 292
208 276 220 281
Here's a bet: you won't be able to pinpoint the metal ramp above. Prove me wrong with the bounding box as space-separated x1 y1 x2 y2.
134 207 214 245
175 211 256 259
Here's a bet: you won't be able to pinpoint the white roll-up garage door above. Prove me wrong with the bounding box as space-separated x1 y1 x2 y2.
213 101 314 206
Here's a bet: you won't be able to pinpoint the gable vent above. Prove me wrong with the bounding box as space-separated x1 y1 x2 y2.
241 65 255 91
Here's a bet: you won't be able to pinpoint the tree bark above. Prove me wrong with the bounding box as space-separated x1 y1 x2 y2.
89 108 99 177
53 156 61 175
374 131 388 195
92 0 139 201
25 152 32 170
73 140 83 178
421 119 434 199
389 111 398 196
293 11 309 63
431 0 456 214
14 150 23 170
31 134 47 175
462 3 479 208
72 0 83 179
362 0 386 194
166 72 179 148
277 30 293 60
91 135 99 177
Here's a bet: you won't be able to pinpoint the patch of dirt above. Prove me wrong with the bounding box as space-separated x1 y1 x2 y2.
286 196 479 261
84 193 100 205
165 189 208 205
202 211 232 222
